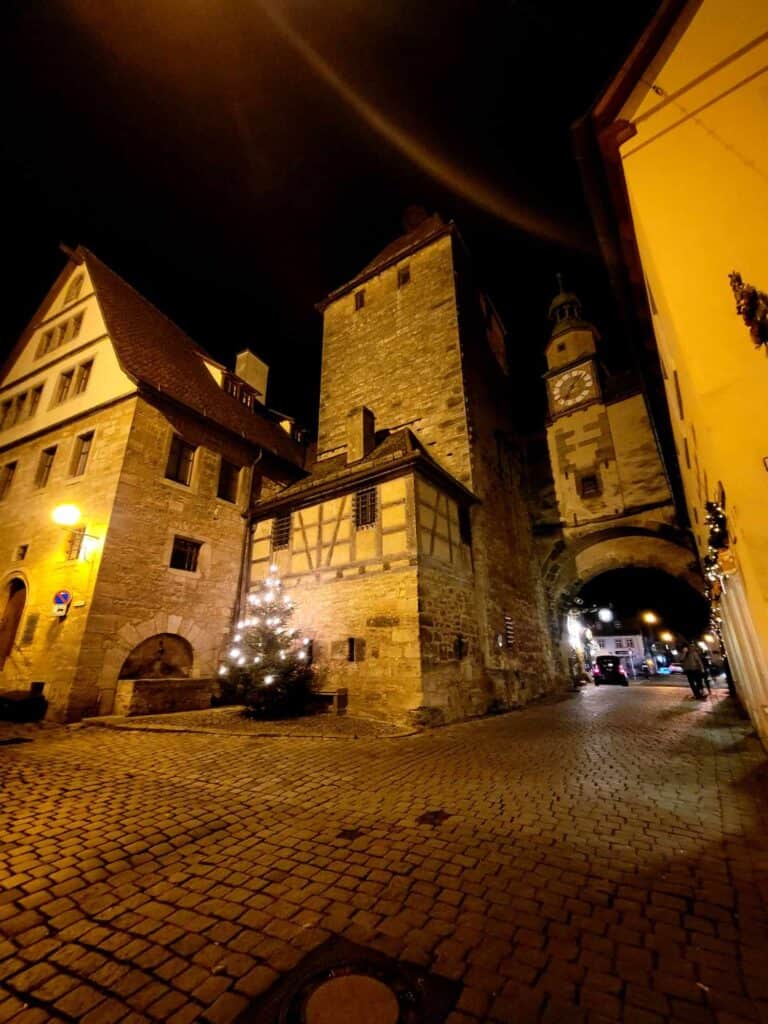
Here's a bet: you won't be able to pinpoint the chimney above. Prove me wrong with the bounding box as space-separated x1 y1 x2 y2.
235 349 269 402
347 406 375 464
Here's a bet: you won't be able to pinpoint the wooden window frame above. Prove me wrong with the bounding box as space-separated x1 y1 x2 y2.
0 462 17 500
70 432 94 477
35 446 56 489
165 435 196 486
272 511 291 551
217 459 240 503
354 486 377 530
169 535 202 572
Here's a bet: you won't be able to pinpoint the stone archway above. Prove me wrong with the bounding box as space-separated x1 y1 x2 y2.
573 535 701 596
118 633 194 680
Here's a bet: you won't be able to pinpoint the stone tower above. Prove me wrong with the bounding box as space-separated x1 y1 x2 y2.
544 282 672 530
250 214 561 724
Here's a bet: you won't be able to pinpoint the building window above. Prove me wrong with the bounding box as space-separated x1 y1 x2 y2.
70 432 94 477
557 342 566 353
354 290 365 311
272 511 291 551
217 459 240 503
683 437 691 469
65 274 84 305
74 360 93 396
35 447 56 488
354 486 377 529
66 527 85 561
0 462 17 500
165 435 196 486
2 393 28 429
35 312 84 359
578 472 601 498
170 535 202 572
15 544 28 561
53 370 74 406
673 370 684 420
28 385 43 419
504 614 515 649
0 400 12 429
397 265 411 288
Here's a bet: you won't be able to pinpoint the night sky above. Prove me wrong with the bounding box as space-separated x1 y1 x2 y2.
3 0 661 425
4 0 707 627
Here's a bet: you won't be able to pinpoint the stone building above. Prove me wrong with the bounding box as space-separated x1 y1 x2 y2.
249 214 560 725
574 0 768 744
0 247 302 721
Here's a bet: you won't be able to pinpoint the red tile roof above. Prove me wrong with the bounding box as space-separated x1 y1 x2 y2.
80 248 304 468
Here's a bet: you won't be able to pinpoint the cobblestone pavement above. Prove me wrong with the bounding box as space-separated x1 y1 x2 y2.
1 687 767 1024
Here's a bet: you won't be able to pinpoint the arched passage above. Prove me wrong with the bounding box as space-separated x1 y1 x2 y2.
118 633 194 680
0 578 27 669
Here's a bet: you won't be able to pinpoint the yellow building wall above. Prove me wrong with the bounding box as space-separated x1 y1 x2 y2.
618 0 768 736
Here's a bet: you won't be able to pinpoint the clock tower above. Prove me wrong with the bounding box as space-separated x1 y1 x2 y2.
544 281 672 529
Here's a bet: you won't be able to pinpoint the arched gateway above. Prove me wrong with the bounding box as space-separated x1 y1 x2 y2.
538 284 702 671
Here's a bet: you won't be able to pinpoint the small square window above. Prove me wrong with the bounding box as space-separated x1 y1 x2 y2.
578 472 601 499
15 544 28 561
70 432 94 477
397 265 411 288
35 447 56 488
54 370 74 405
354 486 377 529
74 359 92 395
557 342 566 352
217 459 240 503
272 511 291 551
165 435 196 486
354 290 365 311
0 462 17 500
170 536 202 572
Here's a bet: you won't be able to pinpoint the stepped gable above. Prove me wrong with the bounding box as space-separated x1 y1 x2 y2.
255 427 477 514
80 248 304 467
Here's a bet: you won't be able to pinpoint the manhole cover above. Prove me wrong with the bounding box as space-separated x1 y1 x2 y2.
305 974 399 1024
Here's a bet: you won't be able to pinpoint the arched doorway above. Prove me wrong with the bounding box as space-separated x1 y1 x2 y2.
0 578 27 669
118 633 194 680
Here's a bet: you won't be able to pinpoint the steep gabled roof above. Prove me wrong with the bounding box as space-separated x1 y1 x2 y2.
78 248 304 468
316 214 453 311
253 427 478 516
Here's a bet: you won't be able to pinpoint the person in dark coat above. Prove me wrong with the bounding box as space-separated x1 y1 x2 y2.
680 643 706 699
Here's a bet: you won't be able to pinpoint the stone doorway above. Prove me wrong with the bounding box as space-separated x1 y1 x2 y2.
118 633 194 679
0 578 27 669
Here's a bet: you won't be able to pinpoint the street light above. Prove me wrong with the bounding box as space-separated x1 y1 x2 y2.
641 611 659 625
52 504 80 526
659 630 674 643
597 607 614 623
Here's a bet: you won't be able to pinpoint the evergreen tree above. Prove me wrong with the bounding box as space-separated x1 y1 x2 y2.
218 565 314 718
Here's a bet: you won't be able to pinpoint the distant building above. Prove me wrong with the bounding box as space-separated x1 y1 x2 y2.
249 214 561 725
576 0 768 742
0 248 302 721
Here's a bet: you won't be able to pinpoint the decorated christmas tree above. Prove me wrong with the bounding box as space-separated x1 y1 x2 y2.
217 564 314 718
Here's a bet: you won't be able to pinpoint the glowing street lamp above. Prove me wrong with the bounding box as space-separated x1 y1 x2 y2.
597 607 614 623
641 611 659 625
659 630 674 644
52 504 80 526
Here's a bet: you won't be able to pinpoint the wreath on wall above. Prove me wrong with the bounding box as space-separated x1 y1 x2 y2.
729 272 768 350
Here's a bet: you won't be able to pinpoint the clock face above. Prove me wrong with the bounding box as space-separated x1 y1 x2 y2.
551 367 593 411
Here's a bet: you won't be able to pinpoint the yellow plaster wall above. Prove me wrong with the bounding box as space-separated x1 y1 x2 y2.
618 0 768 735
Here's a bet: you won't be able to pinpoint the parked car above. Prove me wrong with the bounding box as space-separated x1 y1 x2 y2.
592 655 629 686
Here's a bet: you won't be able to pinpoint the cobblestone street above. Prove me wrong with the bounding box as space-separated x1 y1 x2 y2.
1 687 768 1024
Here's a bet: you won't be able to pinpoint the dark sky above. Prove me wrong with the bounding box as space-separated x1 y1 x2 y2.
581 569 710 641
2 0 660 425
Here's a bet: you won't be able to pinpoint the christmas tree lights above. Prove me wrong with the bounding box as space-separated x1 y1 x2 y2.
218 564 314 718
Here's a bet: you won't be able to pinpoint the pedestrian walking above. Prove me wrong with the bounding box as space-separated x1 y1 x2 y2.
680 643 706 698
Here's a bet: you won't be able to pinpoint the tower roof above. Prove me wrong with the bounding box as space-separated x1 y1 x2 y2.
547 276 597 340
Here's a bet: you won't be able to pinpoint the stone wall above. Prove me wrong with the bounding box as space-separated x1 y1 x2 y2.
71 398 262 720
0 396 137 720
282 563 422 724
112 677 215 717
317 234 473 488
